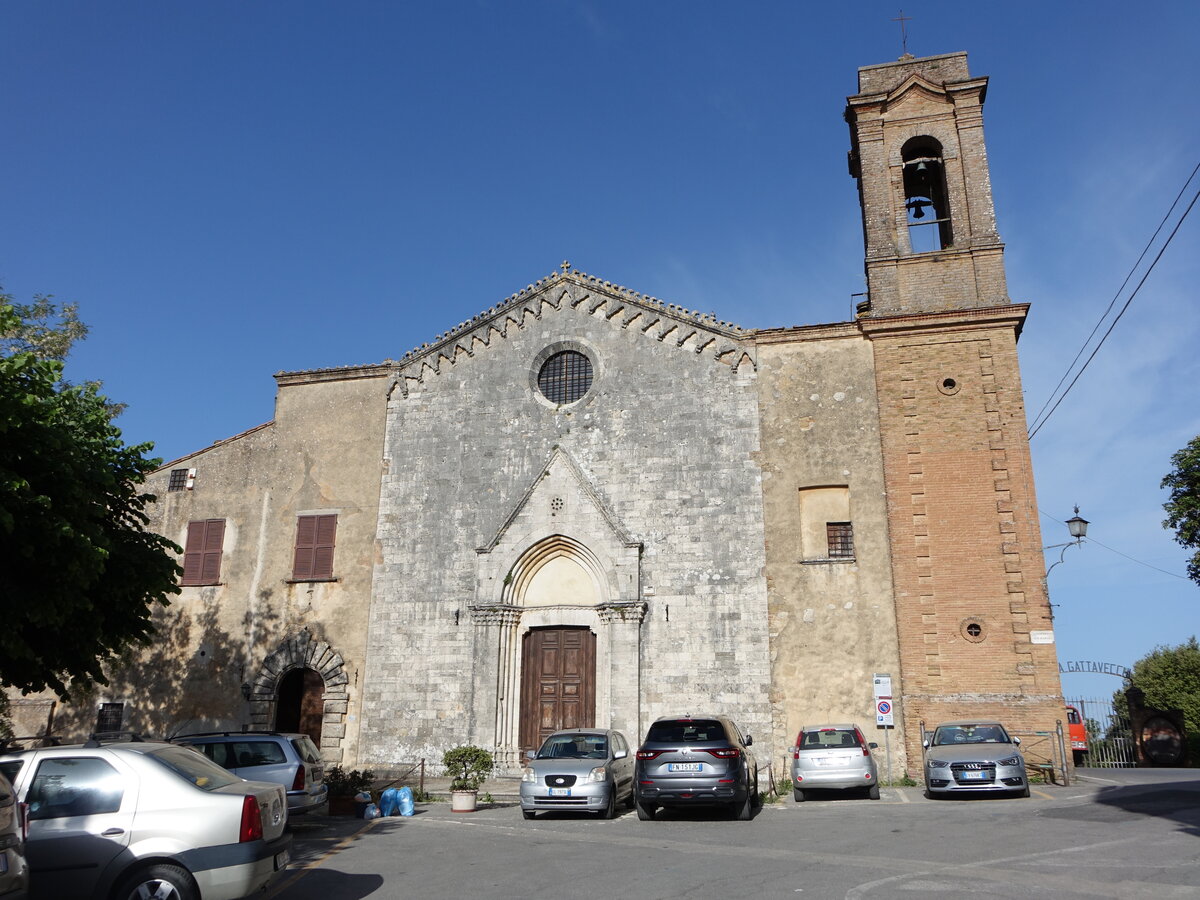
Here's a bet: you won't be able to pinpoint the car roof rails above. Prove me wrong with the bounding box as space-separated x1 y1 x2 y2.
83 731 149 748
174 730 284 739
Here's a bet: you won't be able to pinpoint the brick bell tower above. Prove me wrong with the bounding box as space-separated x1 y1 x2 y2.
846 53 1068 775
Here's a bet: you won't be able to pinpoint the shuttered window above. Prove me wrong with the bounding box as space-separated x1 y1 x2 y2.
292 514 337 581
182 519 225 585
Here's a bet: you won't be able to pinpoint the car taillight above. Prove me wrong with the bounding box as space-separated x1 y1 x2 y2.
702 748 741 759
239 795 264 843
18 802 28 843
292 764 306 791
636 749 664 760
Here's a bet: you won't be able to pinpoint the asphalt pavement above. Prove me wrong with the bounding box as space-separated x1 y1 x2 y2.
268 768 1200 900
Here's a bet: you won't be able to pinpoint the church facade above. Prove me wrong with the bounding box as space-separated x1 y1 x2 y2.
25 51 1068 780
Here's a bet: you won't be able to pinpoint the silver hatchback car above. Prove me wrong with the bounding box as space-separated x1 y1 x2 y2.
0 738 290 900
923 720 1029 798
520 729 635 819
791 724 880 801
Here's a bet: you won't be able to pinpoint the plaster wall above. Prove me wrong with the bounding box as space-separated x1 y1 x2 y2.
755 328 906 774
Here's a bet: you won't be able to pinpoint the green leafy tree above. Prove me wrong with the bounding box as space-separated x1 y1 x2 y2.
1 295 181 699
1162 435 1200 586
1115 637 1200 737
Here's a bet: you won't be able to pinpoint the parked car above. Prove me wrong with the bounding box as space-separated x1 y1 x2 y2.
0 736 290 900
790 723 879 801
174 731 328 815
634 715 759 821
923 720 1029 798
0 769 28 900
519 728 635 819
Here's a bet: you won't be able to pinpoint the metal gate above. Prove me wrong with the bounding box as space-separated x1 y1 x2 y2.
1067 697 1136 767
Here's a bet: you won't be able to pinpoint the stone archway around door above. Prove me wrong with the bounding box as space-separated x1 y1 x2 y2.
246 629 350 765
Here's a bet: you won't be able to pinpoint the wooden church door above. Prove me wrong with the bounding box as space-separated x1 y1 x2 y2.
519 627 596 752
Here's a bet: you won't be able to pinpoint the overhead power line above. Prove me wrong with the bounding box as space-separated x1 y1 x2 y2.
1027 161 1200 440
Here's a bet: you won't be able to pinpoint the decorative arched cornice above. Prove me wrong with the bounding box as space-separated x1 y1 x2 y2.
385 269 755 398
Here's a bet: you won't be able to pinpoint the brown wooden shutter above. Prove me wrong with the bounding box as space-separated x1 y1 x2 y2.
182 521 206 584
183 519 225 585
293 514 337 580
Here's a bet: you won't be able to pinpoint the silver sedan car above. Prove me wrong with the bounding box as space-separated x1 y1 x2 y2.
923 720 1029 798
0 738 290 900
791 724 880 801
520 729 635 819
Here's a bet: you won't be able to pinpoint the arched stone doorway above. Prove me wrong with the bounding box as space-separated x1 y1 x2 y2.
471 534 645 772
245 629 351 764
275 667 325 746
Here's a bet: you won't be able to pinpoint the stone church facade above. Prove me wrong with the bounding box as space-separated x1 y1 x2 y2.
17 51 1068 780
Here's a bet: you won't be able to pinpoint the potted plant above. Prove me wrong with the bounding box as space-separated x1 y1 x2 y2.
324 765 375 816
442 745 494 812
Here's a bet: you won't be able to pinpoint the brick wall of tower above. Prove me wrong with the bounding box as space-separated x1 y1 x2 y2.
865 309 1067 774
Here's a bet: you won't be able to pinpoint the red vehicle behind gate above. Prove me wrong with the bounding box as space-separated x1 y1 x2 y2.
1066 705 1088 765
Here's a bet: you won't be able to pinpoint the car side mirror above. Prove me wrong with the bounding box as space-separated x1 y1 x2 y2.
525 750 535 760
613 748 627 759
744 734 753 747
788 747 798 754
1013 737 1021 746
922 739 930 749
868 742 878 750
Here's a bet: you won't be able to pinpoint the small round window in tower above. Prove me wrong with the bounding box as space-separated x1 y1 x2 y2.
961 618 987 643
537 350 593 405
937 376 962 396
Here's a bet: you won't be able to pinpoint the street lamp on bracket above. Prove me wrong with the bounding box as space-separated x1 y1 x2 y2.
1043 507 1089 620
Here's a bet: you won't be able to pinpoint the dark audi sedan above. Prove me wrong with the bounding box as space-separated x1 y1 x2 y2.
634 715 758 820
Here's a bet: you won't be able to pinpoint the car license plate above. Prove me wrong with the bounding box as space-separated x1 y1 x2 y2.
548 788 572 796
275 849 290 870
667 763 703 772
814 757 844 767
959 770 987 781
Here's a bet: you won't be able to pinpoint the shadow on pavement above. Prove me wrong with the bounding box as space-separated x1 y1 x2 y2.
274 869 384 900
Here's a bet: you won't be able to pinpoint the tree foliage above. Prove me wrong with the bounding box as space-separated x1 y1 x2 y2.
1118 636 1200 737
1162 435 1200 586
1 296 181 699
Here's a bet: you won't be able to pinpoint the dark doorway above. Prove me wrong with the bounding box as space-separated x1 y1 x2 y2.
276 667 325 745
520 627 596 752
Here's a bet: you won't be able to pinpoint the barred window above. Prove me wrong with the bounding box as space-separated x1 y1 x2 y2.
826 522 855 558
168 469 189 492
537 350 593 405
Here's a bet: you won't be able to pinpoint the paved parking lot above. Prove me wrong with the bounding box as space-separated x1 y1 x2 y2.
268 769 1200 899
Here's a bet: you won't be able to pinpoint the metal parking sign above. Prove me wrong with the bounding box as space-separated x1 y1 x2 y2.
876 698 894 726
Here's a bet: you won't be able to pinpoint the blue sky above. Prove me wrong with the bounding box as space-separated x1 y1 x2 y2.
3 1 1197 705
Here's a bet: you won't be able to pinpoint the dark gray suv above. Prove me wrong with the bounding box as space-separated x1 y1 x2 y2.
634 715 759 820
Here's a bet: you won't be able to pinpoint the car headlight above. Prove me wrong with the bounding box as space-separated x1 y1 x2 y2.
521 768 536 783
927 759 949 769
587 766 608 783
997 756 1021 767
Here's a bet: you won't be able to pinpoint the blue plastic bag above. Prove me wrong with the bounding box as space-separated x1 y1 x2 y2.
360 802 380 819
379 788 400 817
397 785 414 817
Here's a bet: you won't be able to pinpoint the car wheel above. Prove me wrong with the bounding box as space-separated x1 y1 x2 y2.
635 799 656 821
522 809 536 819
601 788 618 819
867 784 881 800
793 788 805 802
733 792 753 820
114 864 197 900
624 785 637 809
